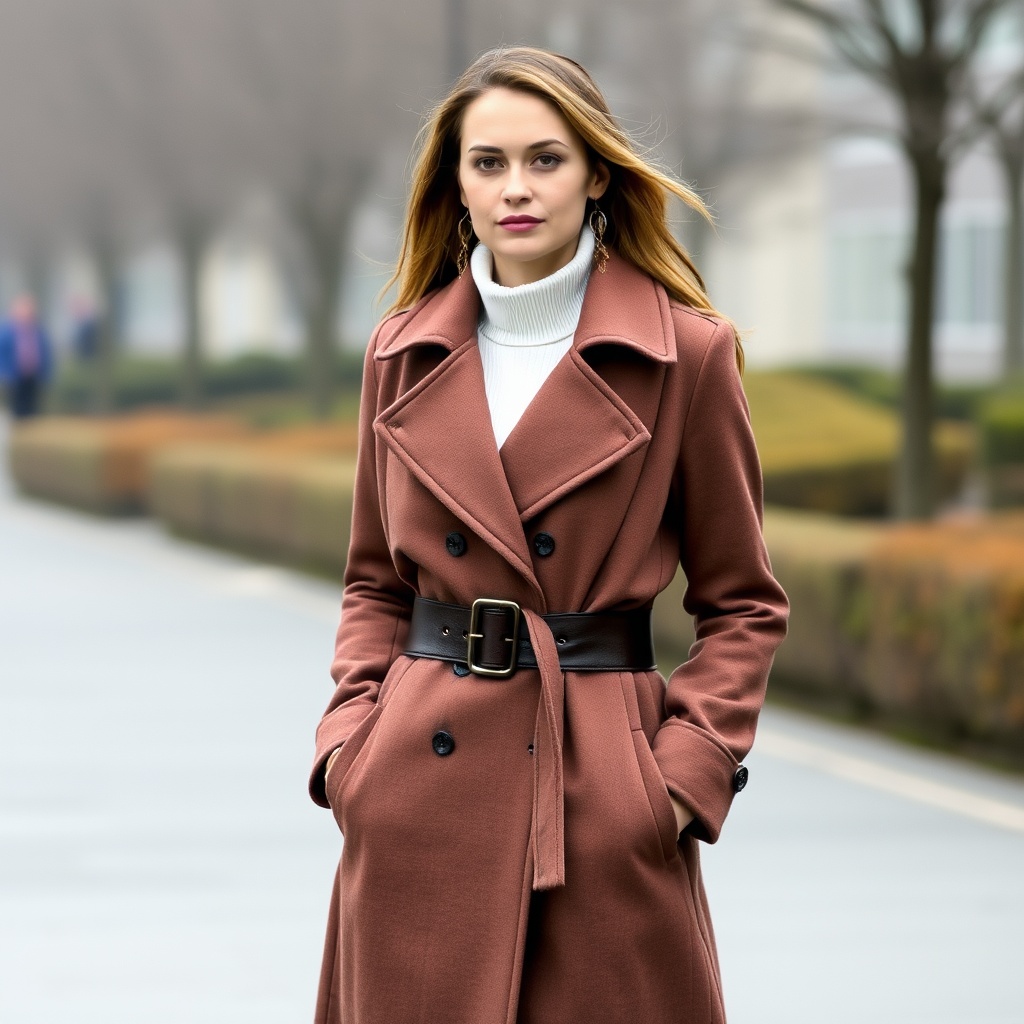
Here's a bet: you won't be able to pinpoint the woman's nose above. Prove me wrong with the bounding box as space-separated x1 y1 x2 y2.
502 165 531 203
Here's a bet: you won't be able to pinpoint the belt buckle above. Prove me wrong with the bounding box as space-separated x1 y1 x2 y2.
467 598 521 677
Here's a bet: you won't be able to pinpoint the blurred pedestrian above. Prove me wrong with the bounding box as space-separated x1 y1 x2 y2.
310 47 788 1024
0 294 53 418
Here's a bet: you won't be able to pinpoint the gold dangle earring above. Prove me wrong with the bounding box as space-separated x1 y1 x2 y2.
456 210 473 276
590 204 609 273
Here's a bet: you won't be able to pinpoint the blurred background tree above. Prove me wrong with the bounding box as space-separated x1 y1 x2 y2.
0 0 790 416
767 0 1019 519
967 44 1024 379
0 0 1022 520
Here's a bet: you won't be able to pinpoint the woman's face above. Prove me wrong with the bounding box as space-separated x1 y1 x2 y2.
458 87 609 288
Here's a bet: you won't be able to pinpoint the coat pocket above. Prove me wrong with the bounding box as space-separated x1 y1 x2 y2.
325 702 382 832
619 672 681 866
631 728 683 865
324 656 414 830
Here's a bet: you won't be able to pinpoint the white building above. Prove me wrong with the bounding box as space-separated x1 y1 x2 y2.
705 4 1023 382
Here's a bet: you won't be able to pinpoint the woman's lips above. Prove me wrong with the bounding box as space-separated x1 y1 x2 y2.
499 217 543 233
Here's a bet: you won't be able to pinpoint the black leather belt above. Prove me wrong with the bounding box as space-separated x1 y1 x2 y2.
405 596 656 677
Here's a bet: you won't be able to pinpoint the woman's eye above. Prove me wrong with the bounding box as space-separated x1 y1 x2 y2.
535 154 562 168
475 157 501 171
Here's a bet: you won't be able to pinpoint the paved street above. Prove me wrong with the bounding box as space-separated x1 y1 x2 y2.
2 416 1023 1023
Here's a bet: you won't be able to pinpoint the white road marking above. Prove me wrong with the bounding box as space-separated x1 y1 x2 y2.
758 729 1024 834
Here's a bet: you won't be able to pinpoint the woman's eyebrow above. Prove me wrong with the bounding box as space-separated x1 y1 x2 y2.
466 139 570 154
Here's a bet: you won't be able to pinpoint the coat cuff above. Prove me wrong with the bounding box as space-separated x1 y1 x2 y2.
651 719 740 844
309 698 377 807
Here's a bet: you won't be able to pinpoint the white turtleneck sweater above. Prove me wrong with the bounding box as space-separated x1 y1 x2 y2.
471 225 595 449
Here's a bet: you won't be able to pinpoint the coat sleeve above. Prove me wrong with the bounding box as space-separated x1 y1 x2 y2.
651 317 789 843
308 324 416 808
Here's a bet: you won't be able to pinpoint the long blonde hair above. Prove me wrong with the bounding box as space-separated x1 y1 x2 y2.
385 46 743 369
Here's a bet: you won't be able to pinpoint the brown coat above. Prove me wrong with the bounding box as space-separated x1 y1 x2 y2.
309 253 789 1024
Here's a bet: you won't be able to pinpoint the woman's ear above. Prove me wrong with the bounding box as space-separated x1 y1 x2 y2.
589 161 611 201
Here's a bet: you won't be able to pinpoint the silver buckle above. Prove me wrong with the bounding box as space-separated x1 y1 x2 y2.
467 598 521 677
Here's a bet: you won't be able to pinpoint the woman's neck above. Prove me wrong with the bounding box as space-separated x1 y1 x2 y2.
471 226 595 347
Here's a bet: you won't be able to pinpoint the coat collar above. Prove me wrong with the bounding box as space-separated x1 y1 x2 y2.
373 252 674 603
375 250 678 365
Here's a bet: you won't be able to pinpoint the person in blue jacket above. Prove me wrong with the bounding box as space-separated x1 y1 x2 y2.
0 294 53 418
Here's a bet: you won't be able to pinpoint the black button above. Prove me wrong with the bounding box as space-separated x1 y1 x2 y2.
533 532 556 557
732 765 749 792
452 662 470 677
445 532 467 557
432 731 455 756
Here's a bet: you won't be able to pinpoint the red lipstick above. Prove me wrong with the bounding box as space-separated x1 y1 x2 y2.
499 215 543 233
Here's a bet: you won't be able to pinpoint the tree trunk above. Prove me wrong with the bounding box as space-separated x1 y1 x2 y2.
91 241 119 414
895 155 945 520
178 224 204 410
1002 152 1024 378
307 230 342 420
297 184 362 422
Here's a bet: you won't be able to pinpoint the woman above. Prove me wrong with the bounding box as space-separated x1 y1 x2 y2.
310 46 788 1024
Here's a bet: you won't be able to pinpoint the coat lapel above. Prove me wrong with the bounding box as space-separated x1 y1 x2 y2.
498 255 676 521
497 349 651 522
372 254 677 592
374 274 541 596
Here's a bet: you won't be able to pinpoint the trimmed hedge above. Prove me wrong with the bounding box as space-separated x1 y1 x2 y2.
7 412 247 514
24 366 979 522
149 442 356 575
978 389 1024 507
745 372 974 516
653 510 879 705
792 363 992 422
142 434 1024 753
6 416 359 516
860 516 1024 742
231 423 360 456
654 509 1024 752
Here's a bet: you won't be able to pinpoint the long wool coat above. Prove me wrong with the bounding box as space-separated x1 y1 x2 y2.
309 252 789 1024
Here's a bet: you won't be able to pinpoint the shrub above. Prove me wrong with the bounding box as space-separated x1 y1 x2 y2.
860 516 1024 743
149 443 356 575
7 412 246 514
652 509 880 701
979 389 1024 466
745 372 973 516
792 363 991 421
655 508 1024 754
977 388 1024 508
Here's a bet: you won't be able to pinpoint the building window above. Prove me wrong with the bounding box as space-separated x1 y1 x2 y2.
938 220 1001 326
831 215 1002 328
829 223 905 327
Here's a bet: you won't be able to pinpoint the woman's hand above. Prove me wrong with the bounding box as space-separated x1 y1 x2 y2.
668 792 694 837
325 747 342 784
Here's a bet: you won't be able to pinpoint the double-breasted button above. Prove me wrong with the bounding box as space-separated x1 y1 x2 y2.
732 765 749 792
533 532 556 558
432 730 456 757
445 532 467 557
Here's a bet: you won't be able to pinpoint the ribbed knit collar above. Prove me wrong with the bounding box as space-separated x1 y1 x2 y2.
471 224 595 346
